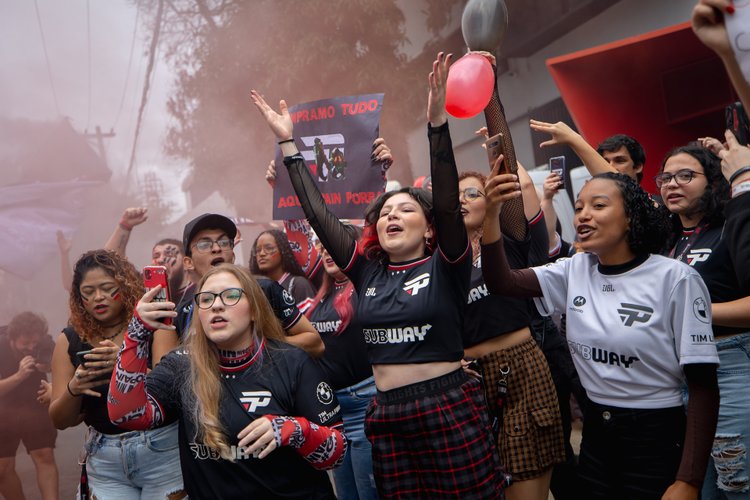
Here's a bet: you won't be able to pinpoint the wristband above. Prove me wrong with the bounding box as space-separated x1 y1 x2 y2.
728 165 750 186
278 139 294 145
732 180 750 198
119 219 134 231
67 380 81 397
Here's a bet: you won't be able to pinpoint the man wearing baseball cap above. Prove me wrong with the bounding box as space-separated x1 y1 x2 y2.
152 213 324 364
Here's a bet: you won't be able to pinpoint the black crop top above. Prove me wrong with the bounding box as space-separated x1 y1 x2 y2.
284 122 470 365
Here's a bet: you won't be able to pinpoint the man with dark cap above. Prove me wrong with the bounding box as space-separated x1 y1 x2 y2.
151 213 324 364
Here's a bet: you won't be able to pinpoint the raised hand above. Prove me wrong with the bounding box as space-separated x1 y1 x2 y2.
265 159 277 187
691 0 733 58
372 137 393 167
136 286 177 331
718 129 750 185
427 52 452 127
121 207 148 230
250 90 294 141
56 230 72 254
484 154 522 214
543 172 563 201
530 119 581 148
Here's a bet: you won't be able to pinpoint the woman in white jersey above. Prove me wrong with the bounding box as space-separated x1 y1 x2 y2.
480 167 720 499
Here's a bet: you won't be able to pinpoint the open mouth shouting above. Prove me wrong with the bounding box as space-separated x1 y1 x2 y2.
577 224 595 240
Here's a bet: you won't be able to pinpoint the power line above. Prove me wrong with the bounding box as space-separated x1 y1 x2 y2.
113 1 141 128
126 0 165 179
86 0 92 129
33 0 61 116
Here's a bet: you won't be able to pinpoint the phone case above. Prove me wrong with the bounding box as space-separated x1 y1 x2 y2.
485 133 506 172
143 266 172 325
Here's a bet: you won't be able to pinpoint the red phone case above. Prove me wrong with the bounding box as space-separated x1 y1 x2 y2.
143 266 172 325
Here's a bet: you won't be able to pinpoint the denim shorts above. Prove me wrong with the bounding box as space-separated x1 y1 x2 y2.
84 421 184 499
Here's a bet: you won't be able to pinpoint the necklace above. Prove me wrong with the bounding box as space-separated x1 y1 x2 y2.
100 319 127 341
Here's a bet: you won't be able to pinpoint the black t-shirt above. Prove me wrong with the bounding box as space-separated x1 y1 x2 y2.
175 278 302 339
0 333 51 415
463 233 532 348
147 340 338 499
279 273 317 308
63 327 129 434
344 247 470 365
670 224 745 336
309 283 372 390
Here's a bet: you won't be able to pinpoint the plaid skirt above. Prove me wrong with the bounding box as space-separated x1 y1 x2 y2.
365 369 506 499
479 337 566 480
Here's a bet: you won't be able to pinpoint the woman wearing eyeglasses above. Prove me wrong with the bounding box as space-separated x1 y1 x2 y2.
250 229 317 309
458 169 565 500
49 250 184 499
657 144 750 498
108 263 346 499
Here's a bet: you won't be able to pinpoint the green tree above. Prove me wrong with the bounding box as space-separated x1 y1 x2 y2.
138 0 457 218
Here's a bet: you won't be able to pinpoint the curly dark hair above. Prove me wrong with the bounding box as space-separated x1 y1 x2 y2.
69 250 144 344
591 173 670 255
360 187 435 262
249 229 306 277
659 144 730 249
458 171 487 185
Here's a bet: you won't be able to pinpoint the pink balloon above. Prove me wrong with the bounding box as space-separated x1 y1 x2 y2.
445 54 495 119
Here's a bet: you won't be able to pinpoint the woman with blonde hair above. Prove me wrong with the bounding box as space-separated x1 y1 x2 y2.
108 263 346 499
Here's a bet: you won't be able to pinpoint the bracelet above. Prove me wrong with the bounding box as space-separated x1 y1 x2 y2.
732 180 750 198
277 138 294 145
728 165 750 185
67 380 81 398
119 220 134 231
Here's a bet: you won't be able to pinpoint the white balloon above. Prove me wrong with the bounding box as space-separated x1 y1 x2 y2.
461 0 509 52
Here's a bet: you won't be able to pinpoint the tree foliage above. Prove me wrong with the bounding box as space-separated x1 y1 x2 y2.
136 0 455 218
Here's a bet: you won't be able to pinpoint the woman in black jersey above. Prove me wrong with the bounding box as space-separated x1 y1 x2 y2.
305 234 378 500
251 52 504 498
250 229 317 308
480 169 720 498
108 263 347 499
459 169 565 499
48 250 184 499
657 144 750 498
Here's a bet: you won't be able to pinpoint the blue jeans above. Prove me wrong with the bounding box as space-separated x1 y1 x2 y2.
334 376 378 500
702 332 750 499
84 421 184 499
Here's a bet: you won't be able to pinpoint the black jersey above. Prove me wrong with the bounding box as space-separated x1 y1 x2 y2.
283 122 470 366
147 340 338 499
670 224 745 336
724 193 750 289
309 283 371 390
344 247 470 364
0 333 51 413
175 278 301 339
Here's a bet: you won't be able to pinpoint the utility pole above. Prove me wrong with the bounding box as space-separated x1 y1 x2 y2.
83 125 115 169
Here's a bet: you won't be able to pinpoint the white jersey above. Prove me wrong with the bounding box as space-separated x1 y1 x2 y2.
533 253 718 409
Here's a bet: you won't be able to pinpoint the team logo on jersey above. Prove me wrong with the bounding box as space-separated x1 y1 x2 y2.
686 248 712 266
316 382 334 405
282 289 295 305
403 273 431 296
573 296 587 307
365 287 377 297
239 391 272 412
692 297 709 323
617 303 654 326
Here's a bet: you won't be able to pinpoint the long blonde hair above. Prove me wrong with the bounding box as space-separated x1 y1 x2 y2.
185 264 286 459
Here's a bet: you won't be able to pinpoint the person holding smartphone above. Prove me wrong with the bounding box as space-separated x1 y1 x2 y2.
48 249 184 499
108 264 346 499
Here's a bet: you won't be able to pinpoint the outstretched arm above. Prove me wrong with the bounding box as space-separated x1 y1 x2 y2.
56 230 73 292
250 91 356 269
426 52 468 261
104 207 148 258
530 119 615 176
108 287 177 430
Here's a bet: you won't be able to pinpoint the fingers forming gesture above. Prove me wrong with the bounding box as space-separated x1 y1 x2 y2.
250 90 294 141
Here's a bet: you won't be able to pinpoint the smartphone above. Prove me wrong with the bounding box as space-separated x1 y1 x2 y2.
143 265 172 326
726 102 750 146
549 156 566 189
485 133 506 173
76 349 94 366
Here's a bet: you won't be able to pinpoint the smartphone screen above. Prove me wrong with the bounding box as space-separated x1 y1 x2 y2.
549 156 566 189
